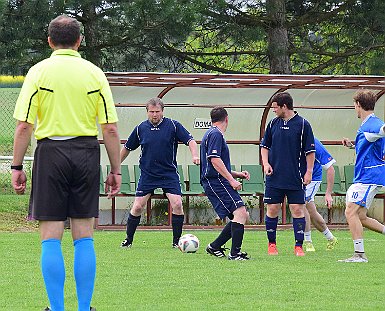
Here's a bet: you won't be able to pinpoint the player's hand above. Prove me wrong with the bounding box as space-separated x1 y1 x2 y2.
325 193 333 209
105 172 122 199
239 170 250 180
192 156 200 165
264 163 273 176
303 171 312 186
11 170 27 195
230 178 242 191
342 137 353 148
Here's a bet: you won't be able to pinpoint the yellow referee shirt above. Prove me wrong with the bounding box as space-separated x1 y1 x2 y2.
13 49 118 140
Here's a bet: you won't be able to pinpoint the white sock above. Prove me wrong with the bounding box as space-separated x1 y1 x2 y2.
304 231 312 242
353 239 365 253
382 226 385 235
322 228 334 240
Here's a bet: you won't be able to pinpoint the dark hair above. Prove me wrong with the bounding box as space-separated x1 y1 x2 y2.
353 89 376 111
271 92 294 110
48 15 80 47
210 106 228 123
146 97 164 111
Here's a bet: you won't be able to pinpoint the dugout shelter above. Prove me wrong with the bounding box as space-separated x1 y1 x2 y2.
97 73 385 228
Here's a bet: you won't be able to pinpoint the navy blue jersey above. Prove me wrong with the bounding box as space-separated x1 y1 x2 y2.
354 114 385 185
313 138 336 181
200 126 231 180
124 117 193 183
261 113 315 190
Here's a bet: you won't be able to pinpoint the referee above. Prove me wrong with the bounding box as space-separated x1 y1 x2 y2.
11 15 121 311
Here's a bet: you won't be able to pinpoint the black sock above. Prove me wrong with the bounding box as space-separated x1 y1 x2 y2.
172 214 184 244
126 213 141 243
230 221 244 256
211 221 232 249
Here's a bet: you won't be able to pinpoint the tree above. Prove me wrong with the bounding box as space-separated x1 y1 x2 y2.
166 0 385 74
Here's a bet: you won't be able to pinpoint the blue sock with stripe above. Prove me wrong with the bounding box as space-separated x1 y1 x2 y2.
265 215 278 243
41 239 65 311
74 237 96 311
293 217 306 246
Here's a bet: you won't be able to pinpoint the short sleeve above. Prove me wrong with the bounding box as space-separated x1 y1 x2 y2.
124 126 140 151
97 71 118 124
206 131 223 158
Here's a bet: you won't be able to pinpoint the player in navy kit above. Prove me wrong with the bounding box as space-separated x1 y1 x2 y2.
201 107 250 260
120 98 199 248
261 92 315 256
303 138 338 252
339 89 385 262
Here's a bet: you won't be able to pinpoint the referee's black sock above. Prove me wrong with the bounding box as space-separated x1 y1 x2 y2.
172 213 184 244
210 221 232 249
230 221 244 256
126 213 141 243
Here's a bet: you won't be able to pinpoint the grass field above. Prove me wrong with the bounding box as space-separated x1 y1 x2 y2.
0 229 384 311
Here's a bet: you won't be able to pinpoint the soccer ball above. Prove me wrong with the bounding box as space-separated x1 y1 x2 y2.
178 234 200 253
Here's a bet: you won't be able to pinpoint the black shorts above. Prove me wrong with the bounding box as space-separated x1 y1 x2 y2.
29 137 100 221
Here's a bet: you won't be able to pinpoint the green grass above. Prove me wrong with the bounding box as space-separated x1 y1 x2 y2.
0 230 384 310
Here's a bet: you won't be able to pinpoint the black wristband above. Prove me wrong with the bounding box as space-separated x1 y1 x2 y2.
109 172 122 176
11 165 23 170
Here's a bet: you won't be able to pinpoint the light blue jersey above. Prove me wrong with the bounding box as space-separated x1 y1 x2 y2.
354 114 385 185
312 138 336 181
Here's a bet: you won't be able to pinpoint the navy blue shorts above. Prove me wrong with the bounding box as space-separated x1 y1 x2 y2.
202 178 244 220
263 186 305 204
136 175 181 197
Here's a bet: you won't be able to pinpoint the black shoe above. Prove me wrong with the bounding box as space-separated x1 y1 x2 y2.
172 243 179 248
121 238 132 248
206 244 228 258
90 307 96 311
228 252 250 261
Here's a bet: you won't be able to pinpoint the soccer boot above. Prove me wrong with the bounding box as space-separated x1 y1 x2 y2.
304 241 315 252
206 244 228 258
326 237 338 250
338 253 368 263
267 242 278 255
228 252 250 261
121 238 132 248
294 246 305 257
172 243 179 248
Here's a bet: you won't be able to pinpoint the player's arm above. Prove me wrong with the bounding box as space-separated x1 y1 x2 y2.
260 147 273 176
324 165 335 208
101 122 121 198
188 139 200 165
231 170 250 181
211 157 241 190
342 137 355 149
120 147 130 163
304 152 315 186
12 121 34 195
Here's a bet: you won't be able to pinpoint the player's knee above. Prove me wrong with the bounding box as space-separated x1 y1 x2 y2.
171 201 183 214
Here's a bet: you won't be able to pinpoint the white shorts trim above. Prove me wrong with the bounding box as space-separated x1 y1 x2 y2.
346 183 383 209
305 181 321 202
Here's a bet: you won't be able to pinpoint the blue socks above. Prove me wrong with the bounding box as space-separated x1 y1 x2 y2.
41 238 96 311
41 239 65 311
74 237 96 311
293 217 306 246
265 215 278 243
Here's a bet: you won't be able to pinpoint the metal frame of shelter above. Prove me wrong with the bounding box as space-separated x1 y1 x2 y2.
98 72 385 229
